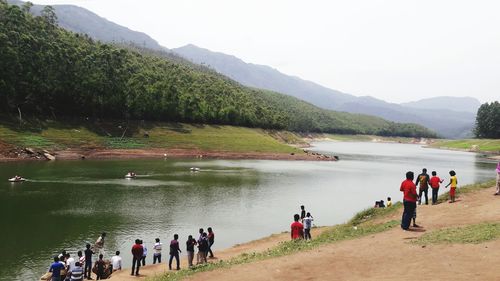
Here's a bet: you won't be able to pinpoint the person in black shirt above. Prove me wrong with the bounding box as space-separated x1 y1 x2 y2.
300 205 306 221
95 254 105 280
186 235 196 267
84 244 93 280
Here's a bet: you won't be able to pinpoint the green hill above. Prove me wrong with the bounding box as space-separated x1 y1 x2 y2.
0 2 436 138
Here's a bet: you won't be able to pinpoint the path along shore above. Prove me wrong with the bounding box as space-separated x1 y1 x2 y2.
107 185 499 281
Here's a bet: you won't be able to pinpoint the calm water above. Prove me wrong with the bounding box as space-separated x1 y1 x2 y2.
0 142 496 280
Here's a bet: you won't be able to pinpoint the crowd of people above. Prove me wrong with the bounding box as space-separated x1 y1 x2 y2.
399 168 459 230
46 227 216 280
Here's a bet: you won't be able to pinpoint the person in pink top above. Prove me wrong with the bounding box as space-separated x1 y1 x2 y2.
495 162 500 196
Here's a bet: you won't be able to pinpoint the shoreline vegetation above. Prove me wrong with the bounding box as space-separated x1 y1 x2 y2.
138 181 500 281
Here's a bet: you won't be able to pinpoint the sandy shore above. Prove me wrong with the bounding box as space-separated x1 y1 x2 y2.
0 147 336 162
106 185 499 281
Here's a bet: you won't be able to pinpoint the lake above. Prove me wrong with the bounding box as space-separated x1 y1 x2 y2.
0 141 496 280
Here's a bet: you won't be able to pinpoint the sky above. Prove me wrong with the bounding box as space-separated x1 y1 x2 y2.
31 0 500 103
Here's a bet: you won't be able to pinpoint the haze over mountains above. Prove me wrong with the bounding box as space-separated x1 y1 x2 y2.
10 0 480 138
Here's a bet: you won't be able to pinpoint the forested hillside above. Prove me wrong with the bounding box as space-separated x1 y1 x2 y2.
0 2 436 138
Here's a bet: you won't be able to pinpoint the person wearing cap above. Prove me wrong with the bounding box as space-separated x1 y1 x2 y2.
495 162 500 195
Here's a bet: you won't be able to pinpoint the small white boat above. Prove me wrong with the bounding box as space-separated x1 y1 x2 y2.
124 173 136 179
8 177 26 182
190 167 200 172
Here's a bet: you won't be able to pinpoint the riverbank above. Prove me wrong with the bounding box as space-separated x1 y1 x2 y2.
429 139 500 156
103 181 499 281
0 119 340 162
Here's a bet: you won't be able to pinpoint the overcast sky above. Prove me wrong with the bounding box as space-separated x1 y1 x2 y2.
31 0 500 103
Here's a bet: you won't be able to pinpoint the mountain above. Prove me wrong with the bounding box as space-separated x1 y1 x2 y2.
173 44 357 107
401 96 481 114
6 1 457 137
0 1 436 138
7 0 166 51
174 44 477 138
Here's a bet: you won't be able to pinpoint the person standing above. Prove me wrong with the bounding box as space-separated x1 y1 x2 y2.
94 254 105 280
140 240 147 266
110 251 122 272
169 234 182 270
66 253 76 273
300 205 306 221
77 251 85 269
415 168 430 205
186 235 197 267
445 170 458 203
429 171 444 204
131 239 143 276
83 244 93 280
153 238 162 264
207 227 215 258
197 233 208 264
495 162 500 195
303 212 314 240
94 233 106 256
290 214 304 240
49 256 66 281
70 262 84 281
386 197 392 207
400 171 418 230
196 228 204 264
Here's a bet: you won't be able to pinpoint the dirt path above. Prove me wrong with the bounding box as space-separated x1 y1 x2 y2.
185 187 500 281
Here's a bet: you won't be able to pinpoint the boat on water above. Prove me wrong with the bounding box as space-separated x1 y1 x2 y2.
190 167 200 172
8 176 26 182
125 172 136 179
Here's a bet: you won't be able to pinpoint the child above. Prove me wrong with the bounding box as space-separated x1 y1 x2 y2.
197 233 208 264
386 197 392 207
445 170 458 203
429 171 444 204
300 205 306 221
169 234 181 270
186 235 197 267
153 238 162 264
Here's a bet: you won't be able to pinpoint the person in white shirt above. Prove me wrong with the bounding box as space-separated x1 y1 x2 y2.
66 253 76 272
94 232 106 256
110 251 122 272
153 238 162 264
303 212 314 240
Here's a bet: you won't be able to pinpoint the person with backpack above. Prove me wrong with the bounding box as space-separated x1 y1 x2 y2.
415 168 430 205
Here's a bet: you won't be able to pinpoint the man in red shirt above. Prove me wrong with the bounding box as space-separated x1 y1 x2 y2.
291 214 304 240
131 239 143 276
400 171 418 230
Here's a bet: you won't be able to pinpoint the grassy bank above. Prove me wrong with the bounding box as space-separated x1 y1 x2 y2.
430 139 500 153
0 119 301 154
150 206 402 281
414 222 500 245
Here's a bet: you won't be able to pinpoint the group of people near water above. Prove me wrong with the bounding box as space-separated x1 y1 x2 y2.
47 227 216 280
399 168 459 230
290 205 314 240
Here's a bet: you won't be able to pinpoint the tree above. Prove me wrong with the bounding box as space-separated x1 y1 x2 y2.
475 101 500 138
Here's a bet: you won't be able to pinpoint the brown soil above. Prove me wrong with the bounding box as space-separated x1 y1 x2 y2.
1 147 336 162
109 186 500 281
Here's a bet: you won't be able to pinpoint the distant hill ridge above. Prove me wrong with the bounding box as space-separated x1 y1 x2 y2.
7 0 166 51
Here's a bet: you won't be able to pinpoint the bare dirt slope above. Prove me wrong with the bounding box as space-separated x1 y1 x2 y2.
110 186 500 281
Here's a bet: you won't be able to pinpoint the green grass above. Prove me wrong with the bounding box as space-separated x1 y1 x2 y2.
0 119 301 154
431 139 500 153
414 222 500 245
349 202 402 225
150 218 399 281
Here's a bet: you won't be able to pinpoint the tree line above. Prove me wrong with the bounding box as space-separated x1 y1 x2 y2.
475 101 500 138
0 1 436 138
